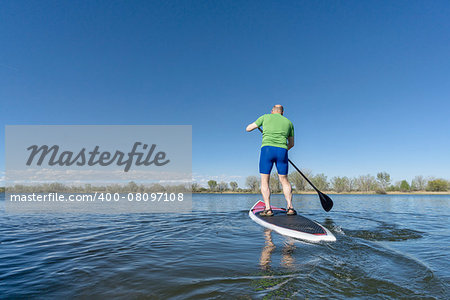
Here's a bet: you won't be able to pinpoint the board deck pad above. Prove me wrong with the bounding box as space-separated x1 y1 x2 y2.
256 211 326 235
249 201 336 242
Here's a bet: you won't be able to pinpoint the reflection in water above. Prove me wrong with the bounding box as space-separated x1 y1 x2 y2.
281 240 295 268
259 229 275 270
260 229 295 270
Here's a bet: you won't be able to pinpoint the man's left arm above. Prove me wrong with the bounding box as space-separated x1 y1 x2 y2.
246 122 258 132
247 115 264 132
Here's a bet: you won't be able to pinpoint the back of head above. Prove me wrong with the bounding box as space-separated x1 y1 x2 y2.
272 104 284 115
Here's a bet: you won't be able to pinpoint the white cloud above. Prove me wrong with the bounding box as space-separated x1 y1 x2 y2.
4 169 191 186
192 173 243 187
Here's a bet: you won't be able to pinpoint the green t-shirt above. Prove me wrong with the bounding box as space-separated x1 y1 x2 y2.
254 114 294 149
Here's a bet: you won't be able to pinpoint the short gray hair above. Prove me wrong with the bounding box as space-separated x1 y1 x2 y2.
272 105 284 113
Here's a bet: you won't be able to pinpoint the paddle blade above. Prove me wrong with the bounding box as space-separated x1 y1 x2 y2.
319 192 333 212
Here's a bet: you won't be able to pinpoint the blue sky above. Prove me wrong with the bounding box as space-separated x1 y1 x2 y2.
1 1 449 187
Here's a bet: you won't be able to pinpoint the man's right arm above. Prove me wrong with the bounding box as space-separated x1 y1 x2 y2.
287 122 294 150
287 136 294 150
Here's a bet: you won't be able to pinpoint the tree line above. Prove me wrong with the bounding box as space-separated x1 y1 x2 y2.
4 182 189 193
1 173 448 194
193 172 449 193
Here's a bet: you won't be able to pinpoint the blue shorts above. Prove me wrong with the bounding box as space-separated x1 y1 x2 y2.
259 146 289 175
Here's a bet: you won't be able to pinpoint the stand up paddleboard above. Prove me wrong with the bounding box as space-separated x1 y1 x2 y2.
249 201 336 242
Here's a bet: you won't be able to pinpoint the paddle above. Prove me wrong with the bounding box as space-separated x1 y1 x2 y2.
257 127 333 212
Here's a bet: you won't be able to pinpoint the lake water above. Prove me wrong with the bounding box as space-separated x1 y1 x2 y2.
0 193 448 299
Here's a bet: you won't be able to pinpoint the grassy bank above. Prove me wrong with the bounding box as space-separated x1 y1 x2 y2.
1 187 448 195
193 190 450 195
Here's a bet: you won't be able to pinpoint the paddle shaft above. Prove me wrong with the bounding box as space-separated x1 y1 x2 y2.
287 159 321 193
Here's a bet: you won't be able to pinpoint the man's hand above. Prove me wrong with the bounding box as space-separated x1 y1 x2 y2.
287 136 294 150
246 122 258 132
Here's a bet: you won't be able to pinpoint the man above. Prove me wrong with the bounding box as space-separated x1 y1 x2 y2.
246 104 296 216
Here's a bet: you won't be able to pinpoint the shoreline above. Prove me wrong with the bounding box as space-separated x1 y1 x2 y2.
0 189 448 196
192 191 450 195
